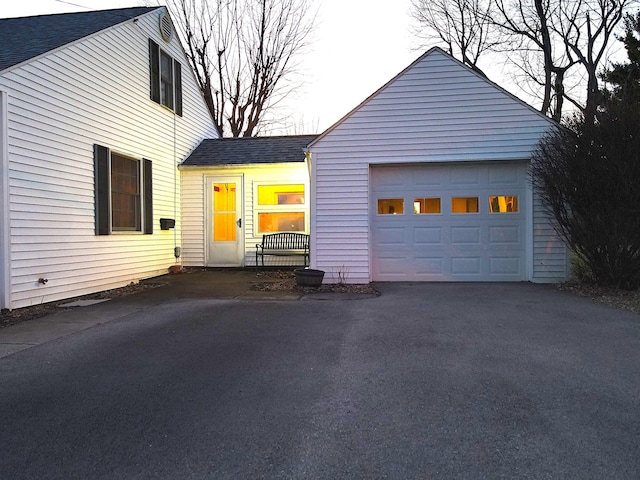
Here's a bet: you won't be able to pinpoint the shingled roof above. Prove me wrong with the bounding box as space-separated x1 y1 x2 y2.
182 135 318 166
0 7 158 72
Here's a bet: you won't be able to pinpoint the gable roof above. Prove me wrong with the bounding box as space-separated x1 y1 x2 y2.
182 135 317 167
308 47 556 148
0 7 159 72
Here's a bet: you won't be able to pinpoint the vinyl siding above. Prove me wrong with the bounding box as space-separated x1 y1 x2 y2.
0 9 218 309
310 48 562 283
180 163 309 267
532 191 568 282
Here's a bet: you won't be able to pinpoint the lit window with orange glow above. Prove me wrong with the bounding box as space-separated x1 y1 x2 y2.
213 183 237 241
489 196 519 213
258 184 304 205
255 183 306 234
451 197 479 213
378 199 404 215
414 198 441 214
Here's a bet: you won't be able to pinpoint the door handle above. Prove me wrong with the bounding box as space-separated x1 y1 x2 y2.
236 218 242 228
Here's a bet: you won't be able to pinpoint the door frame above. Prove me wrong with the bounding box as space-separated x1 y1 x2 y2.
205 175 245 267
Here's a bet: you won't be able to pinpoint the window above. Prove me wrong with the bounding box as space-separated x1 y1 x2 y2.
213 183 237 241
489 195 519 213
111 153 141 231
414 197 441 214
452 197 479 213
160 51 174 110
149 39 182 115
94 144 153 235
255 184 306 233
378 198 404 215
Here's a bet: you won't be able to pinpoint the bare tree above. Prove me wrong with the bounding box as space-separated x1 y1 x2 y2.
411 0 634 121
410 0 500 76
490 0 575 121
554 0 631 122
165 0 316 137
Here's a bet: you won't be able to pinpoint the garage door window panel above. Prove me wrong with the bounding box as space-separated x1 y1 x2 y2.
452 197 479 214
378 199 404 215
255 184 306 234
489 195 519 213
414 198 441 214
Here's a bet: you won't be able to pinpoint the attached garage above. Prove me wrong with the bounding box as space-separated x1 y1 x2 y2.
371 162 527 281
309 47 567 284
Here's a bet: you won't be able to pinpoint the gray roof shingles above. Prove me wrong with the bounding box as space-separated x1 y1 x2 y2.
0 7 158 72
183 135 318 166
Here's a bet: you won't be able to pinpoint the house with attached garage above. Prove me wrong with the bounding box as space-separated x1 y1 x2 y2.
0 7 218 310
308 47 567 284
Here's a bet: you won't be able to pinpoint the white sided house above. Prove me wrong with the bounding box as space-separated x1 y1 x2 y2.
309 47 567 284
0 7 218 310
179 136 315 268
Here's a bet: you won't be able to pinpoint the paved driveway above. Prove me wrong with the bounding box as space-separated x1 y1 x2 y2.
1 280 639 479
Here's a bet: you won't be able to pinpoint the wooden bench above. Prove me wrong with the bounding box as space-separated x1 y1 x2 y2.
255 232 310 267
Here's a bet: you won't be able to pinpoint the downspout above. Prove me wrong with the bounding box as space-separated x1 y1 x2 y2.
173 108 181 265
0 91 11 309
306 150 315 269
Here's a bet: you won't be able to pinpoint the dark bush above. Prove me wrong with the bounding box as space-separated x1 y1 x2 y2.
530 105 640 289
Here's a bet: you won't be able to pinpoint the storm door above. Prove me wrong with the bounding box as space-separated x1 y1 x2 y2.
206 176 244 266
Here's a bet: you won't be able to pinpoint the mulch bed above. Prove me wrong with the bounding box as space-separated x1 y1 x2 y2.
558 282 640 315
0 282 165 329
252 269 380 295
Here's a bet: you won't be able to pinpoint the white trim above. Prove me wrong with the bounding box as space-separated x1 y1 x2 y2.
251 181 308 237
526 175 534 281
0 91 10 309
310 153 318 269
204 175 245 266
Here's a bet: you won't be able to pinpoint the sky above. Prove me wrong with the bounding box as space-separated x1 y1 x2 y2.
1 0 425 134
1 1 629 135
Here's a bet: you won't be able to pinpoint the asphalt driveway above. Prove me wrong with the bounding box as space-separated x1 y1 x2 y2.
1 279 639 479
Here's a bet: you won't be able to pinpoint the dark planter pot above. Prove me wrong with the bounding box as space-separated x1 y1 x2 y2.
294 268 325 287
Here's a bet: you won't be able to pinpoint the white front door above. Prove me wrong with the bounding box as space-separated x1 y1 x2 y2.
206 176 244 266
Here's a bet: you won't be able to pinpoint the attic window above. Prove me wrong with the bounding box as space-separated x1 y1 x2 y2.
149 39 182 115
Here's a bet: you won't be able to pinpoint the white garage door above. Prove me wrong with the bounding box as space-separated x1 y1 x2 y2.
371 162 528 281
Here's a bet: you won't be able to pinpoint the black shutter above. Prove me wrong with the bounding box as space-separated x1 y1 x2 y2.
143 159 153 234
94 144 110 235
174 60 183 116
149 39 160 103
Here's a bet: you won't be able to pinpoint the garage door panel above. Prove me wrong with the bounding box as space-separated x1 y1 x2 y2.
375 254 412 278
451 257 482 275
489 164 520 185
489 225 521 244
489 256 521 275
415 171 445 187
372 162 527 282
451 168 481 186
375 226 406 246
451 226 481 244
414 256 444 275
414 227 442 245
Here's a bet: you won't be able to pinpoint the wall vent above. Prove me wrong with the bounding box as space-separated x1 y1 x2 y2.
159 12 173 43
